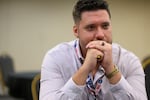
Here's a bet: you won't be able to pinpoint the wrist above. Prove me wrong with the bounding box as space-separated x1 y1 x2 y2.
104 64 115 75
105 65 119 79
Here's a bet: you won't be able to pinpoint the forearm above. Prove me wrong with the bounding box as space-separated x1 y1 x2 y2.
72 65 90 85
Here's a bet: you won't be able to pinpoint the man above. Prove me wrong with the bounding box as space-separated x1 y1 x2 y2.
40 0 147 100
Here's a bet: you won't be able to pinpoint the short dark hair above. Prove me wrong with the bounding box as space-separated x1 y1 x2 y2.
72 0 111 24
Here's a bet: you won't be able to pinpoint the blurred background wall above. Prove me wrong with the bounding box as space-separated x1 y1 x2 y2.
0 0 150 72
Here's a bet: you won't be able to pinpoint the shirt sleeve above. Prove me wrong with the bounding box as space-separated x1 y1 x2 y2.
40 70 85 100
39 50 85 100
110 60 147 100
61 78 85 99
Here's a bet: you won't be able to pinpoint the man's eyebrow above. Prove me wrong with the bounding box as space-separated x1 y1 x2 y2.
86 23 95 26
102 21 110 25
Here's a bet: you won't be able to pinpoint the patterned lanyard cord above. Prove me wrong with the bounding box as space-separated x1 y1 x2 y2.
74 40 84 65
86 74 104 98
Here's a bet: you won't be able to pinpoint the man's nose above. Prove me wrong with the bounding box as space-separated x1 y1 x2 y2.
95 27 104 40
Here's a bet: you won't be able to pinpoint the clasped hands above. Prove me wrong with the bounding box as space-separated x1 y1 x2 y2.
83 40 114 75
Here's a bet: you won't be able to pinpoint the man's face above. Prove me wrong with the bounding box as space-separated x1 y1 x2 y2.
73 10 112 55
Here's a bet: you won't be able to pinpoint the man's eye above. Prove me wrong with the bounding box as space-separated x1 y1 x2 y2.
86 25 95 31
102 23 109 29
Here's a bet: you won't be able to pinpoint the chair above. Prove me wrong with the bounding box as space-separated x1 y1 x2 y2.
0 54 15 95
31 73 40 100
0 54 22 99
142 56 150 100
0 67 6 95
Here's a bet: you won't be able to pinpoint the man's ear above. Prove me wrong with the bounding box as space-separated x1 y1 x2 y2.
73 25 79 38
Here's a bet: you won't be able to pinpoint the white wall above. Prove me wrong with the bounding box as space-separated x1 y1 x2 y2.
108 0 150 60
0 0 150 72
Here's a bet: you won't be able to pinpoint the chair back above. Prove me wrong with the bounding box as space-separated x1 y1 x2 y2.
31 73 40 100
142 56 150 100
0 54 15 94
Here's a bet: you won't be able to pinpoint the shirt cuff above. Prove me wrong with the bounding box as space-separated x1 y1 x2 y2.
61 77 85 98
110 75 132 91
109 75 132 99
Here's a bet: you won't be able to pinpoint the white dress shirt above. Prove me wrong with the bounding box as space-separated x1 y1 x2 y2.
40 39 147 100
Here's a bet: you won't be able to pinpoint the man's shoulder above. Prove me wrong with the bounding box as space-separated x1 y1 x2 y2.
112 43 135 56
47 40 75 55
112 43 139 64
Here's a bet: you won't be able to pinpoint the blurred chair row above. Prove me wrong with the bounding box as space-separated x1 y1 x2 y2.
0 54 40 100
